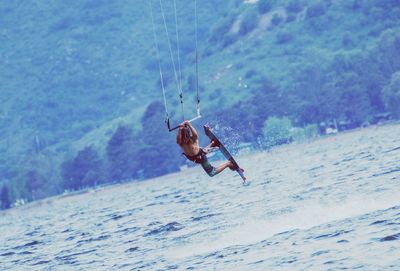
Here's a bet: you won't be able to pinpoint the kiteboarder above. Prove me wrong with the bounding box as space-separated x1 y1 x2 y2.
177 120 234 177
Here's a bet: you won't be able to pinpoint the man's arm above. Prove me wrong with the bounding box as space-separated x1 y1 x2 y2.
176 127 182 145
185 121 198 141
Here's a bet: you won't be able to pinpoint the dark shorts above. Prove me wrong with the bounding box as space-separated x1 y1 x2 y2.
184 149 217 177
200 156 217 177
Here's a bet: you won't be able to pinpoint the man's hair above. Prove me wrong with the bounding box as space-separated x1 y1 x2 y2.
178 125 193 145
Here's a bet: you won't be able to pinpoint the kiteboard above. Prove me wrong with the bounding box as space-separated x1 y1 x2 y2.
204 125 248 184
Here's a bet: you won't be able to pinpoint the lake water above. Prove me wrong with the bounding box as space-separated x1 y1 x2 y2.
1 124 400 270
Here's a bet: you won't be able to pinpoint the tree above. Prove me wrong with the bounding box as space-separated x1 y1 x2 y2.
257 0 274 14
26 170 47 201
329 52 385 116
141 101 169 144
382 71 400 118
276 31 293 44
271 14 284 26
329 66 374 125
286 1 303 13
62 146 104 190
290 64 330 125
291 124 319 142
139 101 180 178
378 29 400 78
209 16 235 44
137 145 179 178
1 185 10 209
340 85 372 125
262 117 293 148
106 125 139 182
239 8 259 36
306 1 326 18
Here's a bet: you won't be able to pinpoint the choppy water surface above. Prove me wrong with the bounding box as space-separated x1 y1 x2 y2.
1 125 400 270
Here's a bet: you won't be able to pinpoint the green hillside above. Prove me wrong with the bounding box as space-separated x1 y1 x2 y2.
1 0 400 208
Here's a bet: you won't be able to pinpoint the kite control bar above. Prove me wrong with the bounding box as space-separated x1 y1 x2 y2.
167 114 202 132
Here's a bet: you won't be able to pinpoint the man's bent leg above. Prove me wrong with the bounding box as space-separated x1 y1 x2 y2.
203 140 220 154
214 161 234 175
201 158 218 177
201 160 233 177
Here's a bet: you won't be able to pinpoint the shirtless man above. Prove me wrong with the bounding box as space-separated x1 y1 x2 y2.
177 120 234 177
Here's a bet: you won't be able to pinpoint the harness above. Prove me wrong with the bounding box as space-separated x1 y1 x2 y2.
183 149 206 164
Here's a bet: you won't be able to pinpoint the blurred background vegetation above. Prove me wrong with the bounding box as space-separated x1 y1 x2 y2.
1 0 400 209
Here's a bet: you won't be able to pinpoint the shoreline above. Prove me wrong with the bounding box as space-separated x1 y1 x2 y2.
1 121 399 215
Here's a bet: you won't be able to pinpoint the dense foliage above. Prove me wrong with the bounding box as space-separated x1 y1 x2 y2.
1 0 400 209
262 117 293 148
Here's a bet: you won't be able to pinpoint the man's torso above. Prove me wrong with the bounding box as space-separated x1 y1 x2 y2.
179 139 200 157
